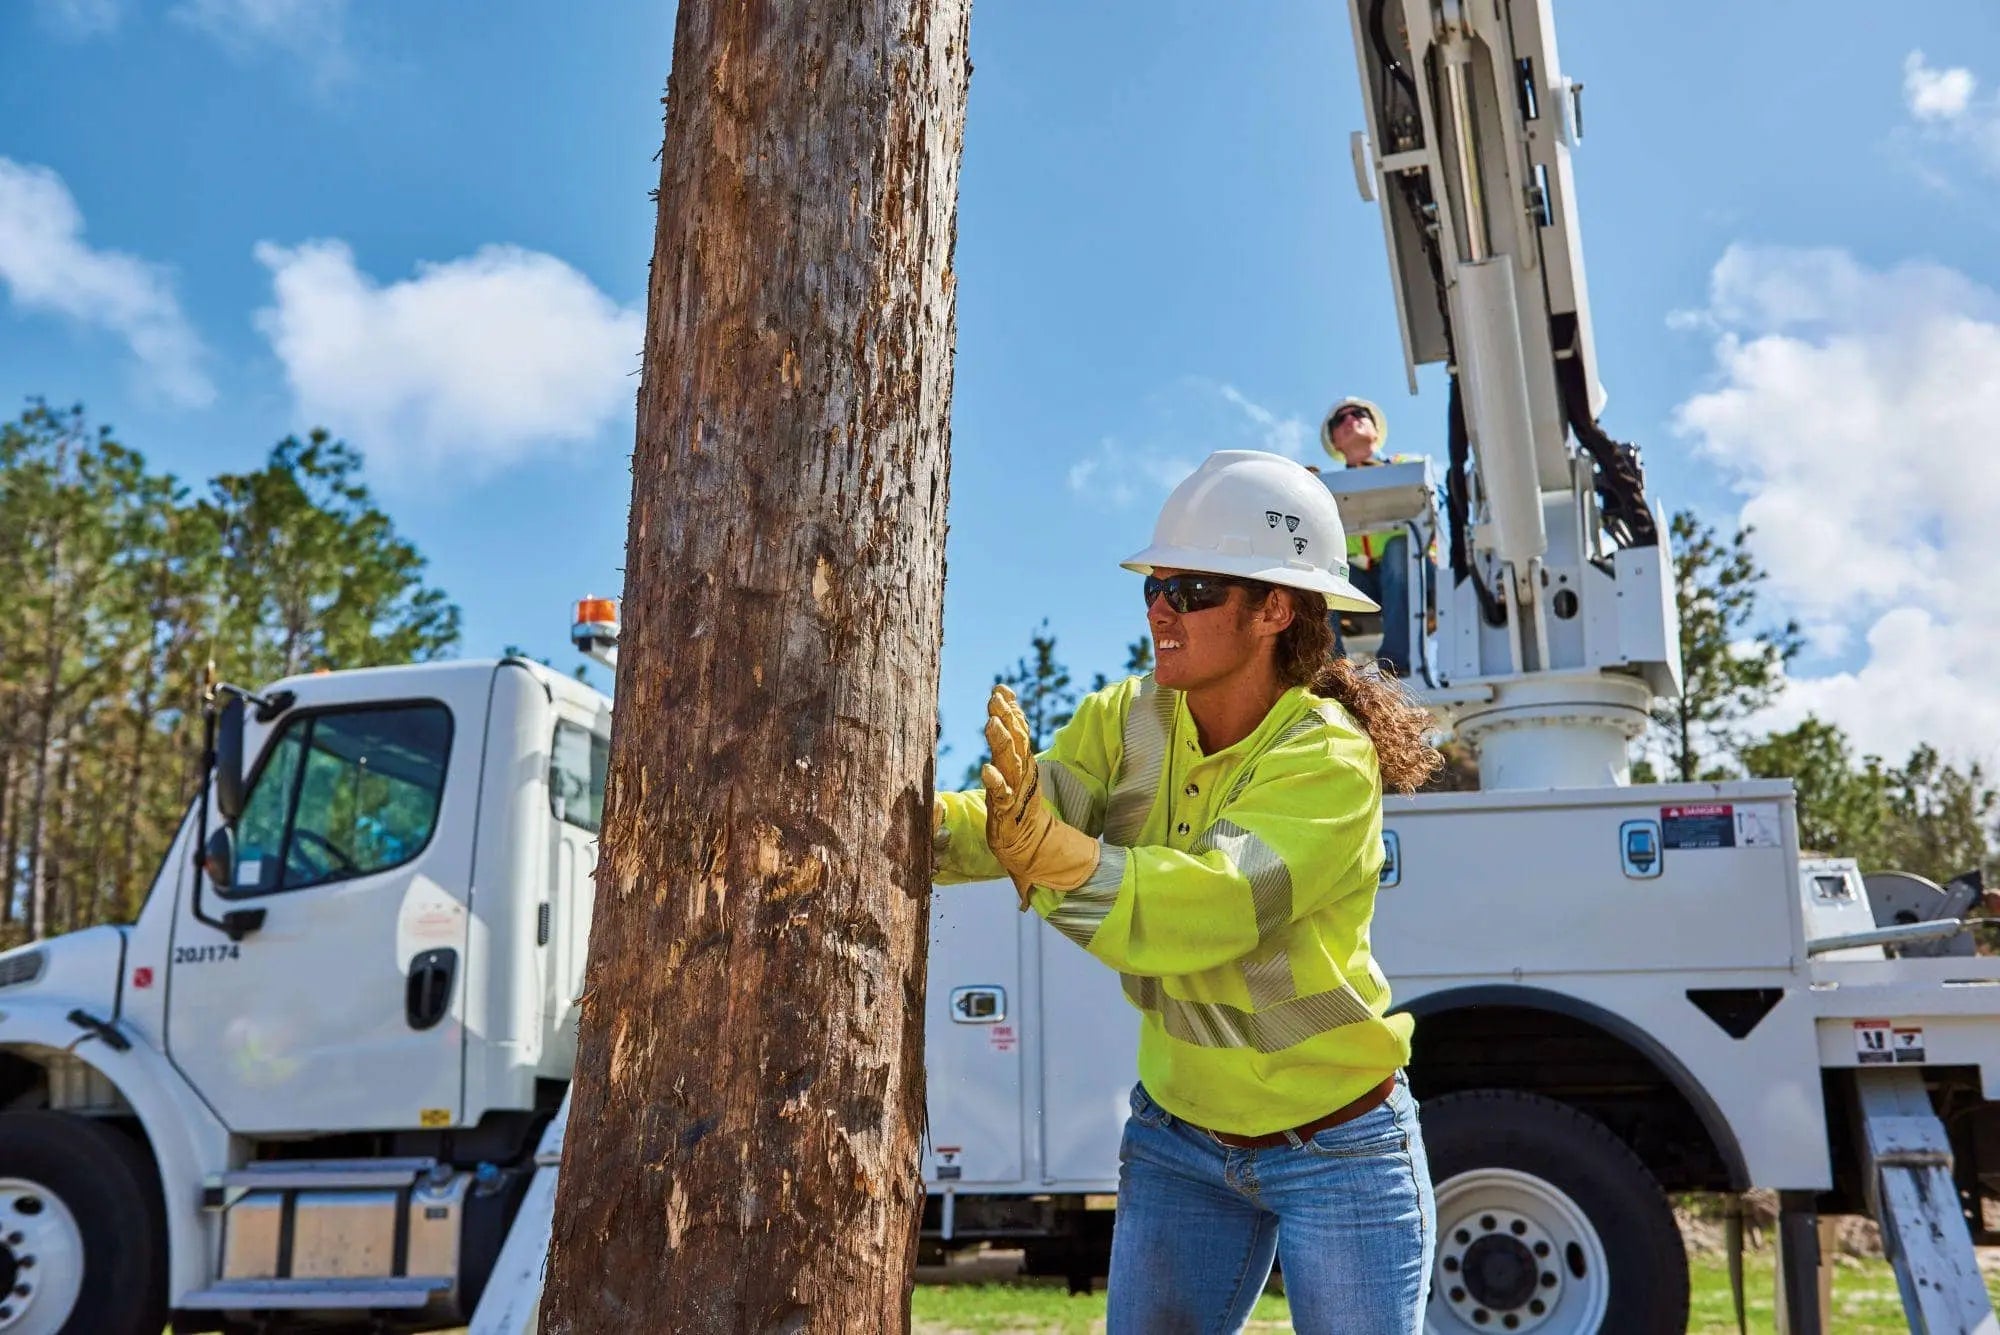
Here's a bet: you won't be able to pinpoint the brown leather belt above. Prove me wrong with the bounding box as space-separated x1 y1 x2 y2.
1201 1076 1398 1150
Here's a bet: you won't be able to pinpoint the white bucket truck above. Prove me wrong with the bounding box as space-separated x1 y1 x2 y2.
0 604 1992 1334
2 1 1997 1331
0 650 609 1332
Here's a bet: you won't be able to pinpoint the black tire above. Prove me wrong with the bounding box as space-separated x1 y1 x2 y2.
1420 1089 1687 1335
0 1110 168 1335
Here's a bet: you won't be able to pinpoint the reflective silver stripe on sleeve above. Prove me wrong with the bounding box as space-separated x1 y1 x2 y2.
1237 943 1296 1012
1040 758 1103 836
1190 819 1292 943
1105 679 1176 845
1046 844 1126 949
1121 974 1379 1054
1190 818 1296 1010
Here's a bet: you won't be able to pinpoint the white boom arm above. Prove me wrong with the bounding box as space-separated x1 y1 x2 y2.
1343 0 1681 789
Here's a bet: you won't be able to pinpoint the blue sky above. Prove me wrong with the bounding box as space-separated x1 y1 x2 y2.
4 0 1997 772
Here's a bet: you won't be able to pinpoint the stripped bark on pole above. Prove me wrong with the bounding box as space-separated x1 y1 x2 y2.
540 1 971 1330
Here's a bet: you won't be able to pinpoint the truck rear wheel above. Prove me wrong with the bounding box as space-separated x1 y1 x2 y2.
0 1111 166 1335
1419 1089 1686 1335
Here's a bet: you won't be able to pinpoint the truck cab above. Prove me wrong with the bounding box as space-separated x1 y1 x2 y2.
0 655 608 1332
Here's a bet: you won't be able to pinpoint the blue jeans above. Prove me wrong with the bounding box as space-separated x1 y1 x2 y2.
1341 538 1416 676
1108 1075 1435 1334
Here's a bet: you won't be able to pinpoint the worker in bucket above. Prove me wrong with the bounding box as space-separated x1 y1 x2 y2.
934 449 1441 1333
1322 396 1432 677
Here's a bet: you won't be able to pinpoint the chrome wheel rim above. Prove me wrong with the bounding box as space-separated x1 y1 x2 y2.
0 1178 84 1335
1428 1168 1609 1334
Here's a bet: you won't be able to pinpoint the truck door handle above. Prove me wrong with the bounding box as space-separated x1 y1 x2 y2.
406 948 457 1030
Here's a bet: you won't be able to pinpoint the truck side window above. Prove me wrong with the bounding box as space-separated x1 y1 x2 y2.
228 703 454 895
549 720 608 834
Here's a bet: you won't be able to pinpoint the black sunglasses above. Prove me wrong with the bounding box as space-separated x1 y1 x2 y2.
1143 573 1259 614
1329 406 1371 429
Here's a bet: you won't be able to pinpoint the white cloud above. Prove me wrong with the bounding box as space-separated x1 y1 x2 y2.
172 0 353 89
1762 609 2000 770
1673 243 2000 768
34 0 124 38
1216 383 1312 459
1900 51 2000 179
1067 438 1201 509
1905 51 1975 122
254 239 642 483
0 157 213 407
1067 380 1317 507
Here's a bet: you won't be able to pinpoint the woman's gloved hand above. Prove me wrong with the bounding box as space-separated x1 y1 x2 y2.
981 684 1099 910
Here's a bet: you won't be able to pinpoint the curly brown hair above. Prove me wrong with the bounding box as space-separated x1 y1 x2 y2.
1266 587 1443 794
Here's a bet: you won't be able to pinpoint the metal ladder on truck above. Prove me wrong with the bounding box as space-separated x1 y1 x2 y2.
1799 1068 2000 1335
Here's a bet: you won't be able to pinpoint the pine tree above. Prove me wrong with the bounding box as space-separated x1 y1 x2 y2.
963 620 1079 785
1653 510 1801 781
1739 721 1995 886
1091 635 1154 692
0 403 458 938
1740 717 1892 862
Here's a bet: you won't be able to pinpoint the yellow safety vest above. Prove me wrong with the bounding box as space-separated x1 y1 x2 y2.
936 675 1411 1136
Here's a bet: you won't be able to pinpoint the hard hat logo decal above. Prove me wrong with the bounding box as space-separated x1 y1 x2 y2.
1266 510 1282 528
1285 515 1300 532
1294 537 1309 554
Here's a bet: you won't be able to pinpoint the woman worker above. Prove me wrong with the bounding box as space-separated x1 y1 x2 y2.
934 448 1442 1333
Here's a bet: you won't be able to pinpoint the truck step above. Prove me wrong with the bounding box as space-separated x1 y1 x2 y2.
209 1157 436 1193
1853 1068 1999 1333
177 1275 452 1310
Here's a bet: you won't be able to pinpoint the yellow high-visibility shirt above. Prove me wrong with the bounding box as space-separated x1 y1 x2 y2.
936 675 1411 1136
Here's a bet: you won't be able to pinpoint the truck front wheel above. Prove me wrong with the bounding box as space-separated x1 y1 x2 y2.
0 1111 166 1335
1419 1089 1687 1335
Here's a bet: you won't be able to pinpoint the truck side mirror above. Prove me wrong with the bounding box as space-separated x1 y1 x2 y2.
202 826 236 891
215 696 247 823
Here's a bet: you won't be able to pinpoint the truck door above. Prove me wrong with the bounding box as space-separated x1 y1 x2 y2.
165 679 483 1134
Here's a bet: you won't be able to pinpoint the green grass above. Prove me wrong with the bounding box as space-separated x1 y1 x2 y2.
909 1281 1289 1333
1687 1250 2000 1334
908 1250 2000 1333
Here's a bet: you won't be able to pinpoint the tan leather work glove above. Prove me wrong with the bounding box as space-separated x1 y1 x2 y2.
981 684 1099 910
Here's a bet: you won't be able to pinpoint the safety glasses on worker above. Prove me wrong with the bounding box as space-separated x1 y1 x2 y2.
1143 573 1262 614
1328 406 1371 430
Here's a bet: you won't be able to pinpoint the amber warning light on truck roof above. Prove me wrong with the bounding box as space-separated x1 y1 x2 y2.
571 597 621 668
573 597 618 632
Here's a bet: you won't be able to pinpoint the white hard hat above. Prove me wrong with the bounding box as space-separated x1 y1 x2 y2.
1120 450 1379 613
1320 396 1388 457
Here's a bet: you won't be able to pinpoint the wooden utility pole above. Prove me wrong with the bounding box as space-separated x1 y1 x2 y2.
540 3 971 1331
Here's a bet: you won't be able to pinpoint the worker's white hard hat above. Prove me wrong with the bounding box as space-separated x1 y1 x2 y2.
1319 397 1388 457
1120 450 1379 613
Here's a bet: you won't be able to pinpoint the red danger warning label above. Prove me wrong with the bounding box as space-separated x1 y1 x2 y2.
1661 804 1735 850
